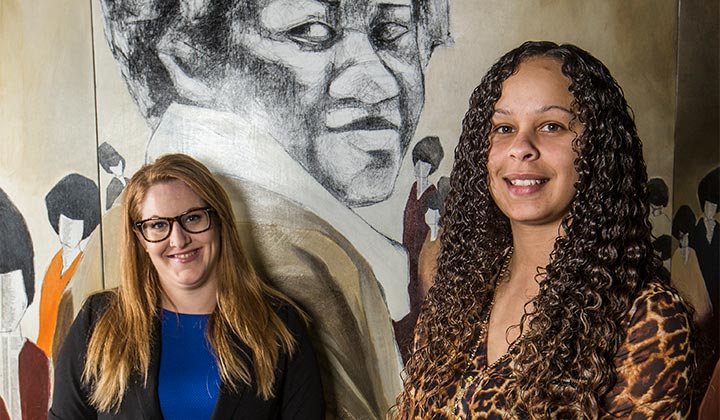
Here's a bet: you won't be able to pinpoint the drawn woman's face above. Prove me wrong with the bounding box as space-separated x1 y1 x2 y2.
58 214 84 249
704 201 718 221
216 0 424 207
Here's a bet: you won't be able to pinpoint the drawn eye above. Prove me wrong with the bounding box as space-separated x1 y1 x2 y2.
372 22 409 45
286 21 336 49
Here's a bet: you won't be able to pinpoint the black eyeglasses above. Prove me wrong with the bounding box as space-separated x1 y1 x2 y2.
134 207 215 243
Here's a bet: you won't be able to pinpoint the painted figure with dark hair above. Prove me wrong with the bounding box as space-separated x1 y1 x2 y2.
88 0 451 416
671 205 712 328
648 177 672 269
397 41 694 417
396 135 444 361
37 174 100 358
98 142 129 210
690 167 720 333
0 187 50 420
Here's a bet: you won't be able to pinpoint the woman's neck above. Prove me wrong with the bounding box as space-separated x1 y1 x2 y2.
507 222 561 286
160 287 217 314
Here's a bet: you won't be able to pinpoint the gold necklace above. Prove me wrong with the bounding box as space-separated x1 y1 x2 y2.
449 248 513 417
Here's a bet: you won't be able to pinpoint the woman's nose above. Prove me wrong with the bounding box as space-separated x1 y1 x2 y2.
508 130 539 161
168 221 191 248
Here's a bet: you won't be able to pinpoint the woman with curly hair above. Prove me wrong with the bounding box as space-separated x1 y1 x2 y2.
396 41 695 418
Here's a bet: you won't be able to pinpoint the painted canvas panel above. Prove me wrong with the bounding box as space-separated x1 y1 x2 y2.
1 0 688 418
672 0 720 369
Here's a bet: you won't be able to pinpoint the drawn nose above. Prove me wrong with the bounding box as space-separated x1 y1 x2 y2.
329 31 400 104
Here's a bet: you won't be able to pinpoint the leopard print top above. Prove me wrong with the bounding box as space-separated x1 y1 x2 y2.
403 282 695 419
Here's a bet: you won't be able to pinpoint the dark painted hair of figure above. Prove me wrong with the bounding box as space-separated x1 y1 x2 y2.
411 136 444 175
437 176 451 216
648 177 669 207
400 41 668 417
45 174 101 239
425 190 442 213
672 204 696 239
0 187 35 304
98 142 126 174
697 167 720 210
653 234 673 260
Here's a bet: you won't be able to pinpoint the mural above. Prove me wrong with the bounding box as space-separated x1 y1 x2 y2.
4 0 711 418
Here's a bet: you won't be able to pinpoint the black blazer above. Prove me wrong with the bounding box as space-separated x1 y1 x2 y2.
49 292 324 419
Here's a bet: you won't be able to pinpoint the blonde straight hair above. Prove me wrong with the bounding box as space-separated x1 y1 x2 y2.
83 154 299 412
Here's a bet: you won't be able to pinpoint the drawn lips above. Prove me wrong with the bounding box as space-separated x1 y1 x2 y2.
327 117 398 132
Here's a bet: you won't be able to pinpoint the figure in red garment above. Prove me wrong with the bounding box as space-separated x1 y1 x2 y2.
396 136 444 361
0 187 50 420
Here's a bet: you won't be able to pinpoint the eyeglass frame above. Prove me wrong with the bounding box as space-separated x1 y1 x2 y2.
133 207 215 243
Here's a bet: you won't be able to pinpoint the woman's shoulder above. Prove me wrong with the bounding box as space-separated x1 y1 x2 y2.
77 290 119 325
626 281 689 323
266 297 307 333
620 280 692 350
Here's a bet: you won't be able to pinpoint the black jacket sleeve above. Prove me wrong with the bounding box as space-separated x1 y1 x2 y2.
279 306 325 420
49 293 113 420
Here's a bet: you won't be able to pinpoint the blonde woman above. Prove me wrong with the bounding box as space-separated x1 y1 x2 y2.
50 154 323 419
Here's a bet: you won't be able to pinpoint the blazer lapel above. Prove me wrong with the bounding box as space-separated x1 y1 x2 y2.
211 339 251 419
210 385 246 419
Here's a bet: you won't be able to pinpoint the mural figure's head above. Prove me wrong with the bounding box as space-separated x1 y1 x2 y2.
100 0 450 207
672 204 696 248
0 187 34 332
98 142 126 177
401 41 660 416
121 153 259 309
424 191 441 228
45 174 101 249
697 167 719 220
412 135 443 179
648 177 669 208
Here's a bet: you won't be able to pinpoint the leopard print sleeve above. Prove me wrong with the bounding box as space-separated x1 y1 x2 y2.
602 283 695 418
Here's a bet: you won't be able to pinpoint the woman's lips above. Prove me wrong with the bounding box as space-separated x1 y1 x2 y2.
167 248 200 262
504 176 549 194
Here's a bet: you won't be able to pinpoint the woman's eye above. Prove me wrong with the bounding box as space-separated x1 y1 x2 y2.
372 22 409 45
541 123 563 132
493 125 512 134
286 21 336 49
148 221 169 231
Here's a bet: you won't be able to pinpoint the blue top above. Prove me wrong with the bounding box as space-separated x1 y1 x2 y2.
159 309 221 420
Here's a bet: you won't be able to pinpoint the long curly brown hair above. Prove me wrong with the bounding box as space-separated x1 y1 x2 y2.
397 41 670 417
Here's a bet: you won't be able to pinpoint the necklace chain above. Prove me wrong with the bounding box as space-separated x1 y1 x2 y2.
449 247 513 417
